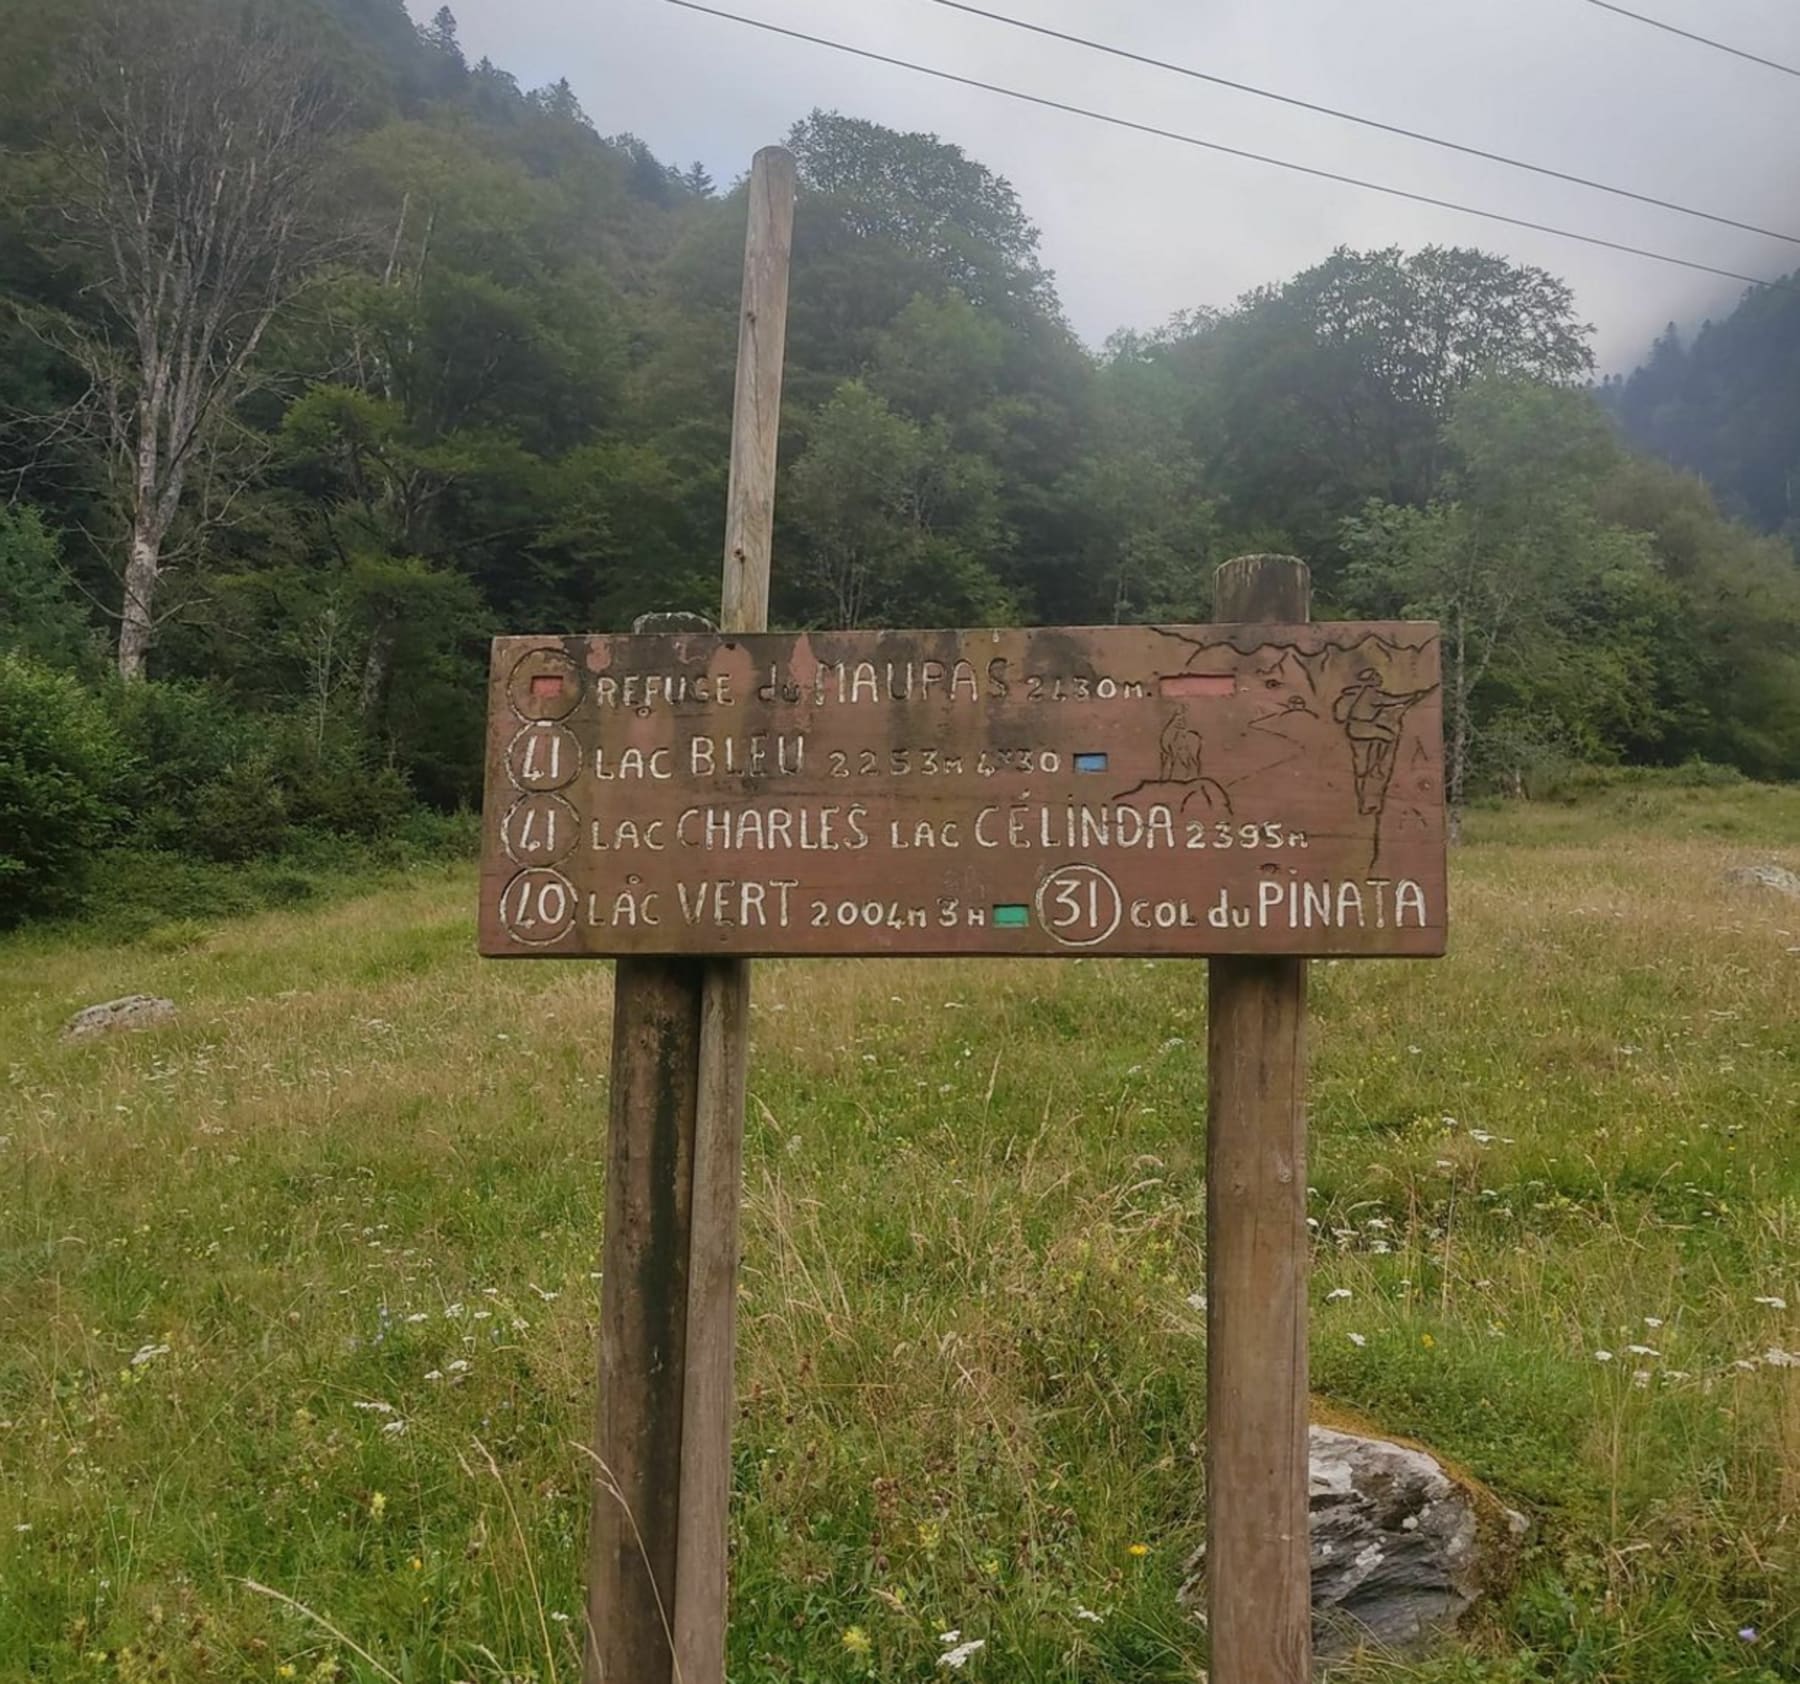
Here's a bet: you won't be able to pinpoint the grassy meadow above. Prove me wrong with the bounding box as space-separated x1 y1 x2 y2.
1 780 1797 1683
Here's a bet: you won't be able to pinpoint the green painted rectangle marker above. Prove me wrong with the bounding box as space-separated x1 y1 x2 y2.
993 904 1030 928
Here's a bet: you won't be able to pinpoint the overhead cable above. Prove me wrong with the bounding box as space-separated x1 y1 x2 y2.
924 0 1800 249
1584 1 1800 80
663 0 1796 294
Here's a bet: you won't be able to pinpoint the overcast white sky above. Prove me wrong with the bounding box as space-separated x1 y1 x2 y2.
417 0 1800 371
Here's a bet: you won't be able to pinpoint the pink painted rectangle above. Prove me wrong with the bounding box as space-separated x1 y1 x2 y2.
1160 673 1237 698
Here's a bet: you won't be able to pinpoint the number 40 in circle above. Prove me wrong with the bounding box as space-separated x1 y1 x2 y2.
500 867 578 945
1035 863 1122 947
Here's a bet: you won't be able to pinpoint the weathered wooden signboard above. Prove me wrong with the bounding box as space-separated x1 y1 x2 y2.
479 622 1445 960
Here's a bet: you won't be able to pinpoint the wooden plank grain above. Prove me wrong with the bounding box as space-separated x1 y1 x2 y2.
674 142 796 1684
586 958 699 1684
478 621 1448 959
1206 555 1313 1684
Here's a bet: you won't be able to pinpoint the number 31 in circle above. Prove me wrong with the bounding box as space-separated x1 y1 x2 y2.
1035 863 1122 947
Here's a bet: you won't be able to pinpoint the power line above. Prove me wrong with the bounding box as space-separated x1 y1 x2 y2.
662 0 1796 295
1584 1 1800 79
928 0 1800 249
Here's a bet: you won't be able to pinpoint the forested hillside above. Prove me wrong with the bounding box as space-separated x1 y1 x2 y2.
3 0 1797 925
1605 279 1800 541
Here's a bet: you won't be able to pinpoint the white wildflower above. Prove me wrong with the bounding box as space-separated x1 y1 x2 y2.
1752 1296 1788 1311
1594 1350 1614 1362
129 1344 170 1367
1347 1332 1367 1348
1626 1345 1660 1357
939 1638 985 1670
1764 1348 1798 1369
381 1418 407 1436
1074 1607 1103 1623
1326 1288 1352 1302
353 1400 396 1414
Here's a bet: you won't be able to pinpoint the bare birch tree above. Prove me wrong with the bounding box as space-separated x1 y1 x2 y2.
29 0 344 678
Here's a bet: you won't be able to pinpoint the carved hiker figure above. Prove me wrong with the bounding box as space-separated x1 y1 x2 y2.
1333 669 1435 816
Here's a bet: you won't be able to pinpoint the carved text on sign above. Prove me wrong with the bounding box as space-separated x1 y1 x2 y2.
478 625 1446 958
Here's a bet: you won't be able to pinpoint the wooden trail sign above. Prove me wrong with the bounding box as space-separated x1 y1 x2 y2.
479 622 1445 960
478 145 1450 1684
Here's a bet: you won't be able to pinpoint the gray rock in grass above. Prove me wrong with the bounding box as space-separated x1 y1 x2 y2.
61 995 177 1041
1181 1424 1527 1666
1723 862 1800 898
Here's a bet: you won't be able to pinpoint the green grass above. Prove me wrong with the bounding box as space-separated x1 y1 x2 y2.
1 785 1796 1682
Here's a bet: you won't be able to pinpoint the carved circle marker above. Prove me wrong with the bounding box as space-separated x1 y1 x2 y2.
506 720 581 791
502 792 580 866
507 646 582 721
499 866 579 945
1035 862 1123 947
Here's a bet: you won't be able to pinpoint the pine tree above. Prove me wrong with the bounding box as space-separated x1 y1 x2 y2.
424 5 464 69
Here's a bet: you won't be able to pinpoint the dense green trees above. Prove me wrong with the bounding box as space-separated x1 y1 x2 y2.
1606 280 1800 541
0 0 1792 917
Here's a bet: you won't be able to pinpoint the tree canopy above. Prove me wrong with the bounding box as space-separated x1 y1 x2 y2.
0 0 1793 919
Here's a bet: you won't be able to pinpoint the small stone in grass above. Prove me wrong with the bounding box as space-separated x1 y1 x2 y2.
61 996 177 1041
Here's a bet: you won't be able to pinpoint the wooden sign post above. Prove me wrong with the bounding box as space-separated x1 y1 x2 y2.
578 145 793 1684
479 150 1446 1684
1207 554 1314 1684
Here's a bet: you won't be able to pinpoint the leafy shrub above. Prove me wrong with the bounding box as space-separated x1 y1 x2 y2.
104 681 420 860
0 654 128 922
106 678 285 855
0 506 98 673
279 725 414 839
186 754 291 861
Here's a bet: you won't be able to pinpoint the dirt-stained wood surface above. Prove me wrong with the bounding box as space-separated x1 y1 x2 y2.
479 622 1446 959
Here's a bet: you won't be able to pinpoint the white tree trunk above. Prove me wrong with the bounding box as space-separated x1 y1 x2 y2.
116 520 160 681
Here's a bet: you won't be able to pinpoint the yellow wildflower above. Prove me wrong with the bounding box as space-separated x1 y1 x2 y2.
369 1491 387 1519
1421 1333 1436 1350
841 1625 872 1655
409 1556 423 1571
1128 1542 1150 1558
277 1668 297 1680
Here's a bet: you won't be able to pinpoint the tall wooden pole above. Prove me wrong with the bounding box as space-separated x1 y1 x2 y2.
587 959 698 1684
1207 554 1313 1684
583 147 794 1684
675 144 796 1684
